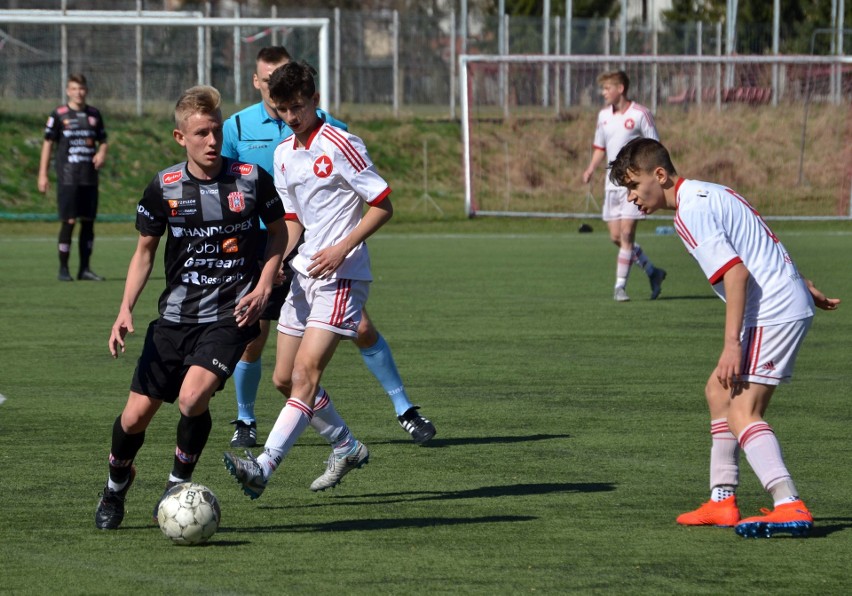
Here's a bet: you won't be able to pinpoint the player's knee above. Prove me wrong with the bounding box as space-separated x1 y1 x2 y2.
354 314 378 349
271 371 292 397
177 391 212 417
120 402 154 434
242 338 265 361
289 363 320 400
704 378 731 413
120 412 147 434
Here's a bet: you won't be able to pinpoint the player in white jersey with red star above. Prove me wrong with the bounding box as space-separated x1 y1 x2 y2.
582 71 666 302
609 137 839 538
223 61 393 498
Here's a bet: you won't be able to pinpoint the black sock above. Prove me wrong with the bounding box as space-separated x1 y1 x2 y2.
58 221 73 268
172 410 213 479
78 220 94 272
108 415 145 484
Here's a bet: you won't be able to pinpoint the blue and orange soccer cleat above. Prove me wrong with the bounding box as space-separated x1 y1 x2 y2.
676 495 741 527
735 500 813 538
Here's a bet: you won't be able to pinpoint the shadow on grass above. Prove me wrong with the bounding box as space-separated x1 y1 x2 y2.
260 481 616 510
655 295 717 301
218 514 538 534
807 517 852 538
370 433 572 448
352 482 615 501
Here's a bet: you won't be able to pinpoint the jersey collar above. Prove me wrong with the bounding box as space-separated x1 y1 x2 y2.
256 101 282 125
674 177 686 210
611 101 632 115
292 121 324 150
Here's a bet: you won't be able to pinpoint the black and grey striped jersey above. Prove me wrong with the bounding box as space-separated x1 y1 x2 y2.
43 104 107 186
136 159 286 324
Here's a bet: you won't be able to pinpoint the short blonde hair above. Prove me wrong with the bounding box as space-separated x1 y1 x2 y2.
174 85 222 129
597 70 629 94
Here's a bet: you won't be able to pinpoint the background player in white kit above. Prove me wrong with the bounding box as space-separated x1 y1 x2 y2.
582 71 666 302
222 46 435 449
609 138 839 538
223 61 394 498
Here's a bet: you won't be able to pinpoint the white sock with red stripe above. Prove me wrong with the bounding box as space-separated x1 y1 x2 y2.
310 387 354 455
616 248 632 287
257 398 313 479
709 418 739 500
738 420 796 500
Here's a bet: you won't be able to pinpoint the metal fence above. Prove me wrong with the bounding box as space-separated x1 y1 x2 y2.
0 1 850 116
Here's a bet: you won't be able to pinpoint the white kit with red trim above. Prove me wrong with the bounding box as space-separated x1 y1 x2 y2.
273 122 391 281
673 178 814 327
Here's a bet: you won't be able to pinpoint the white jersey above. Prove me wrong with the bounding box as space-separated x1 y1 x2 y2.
674 178 814 327
273 122 391 281
593 102 659 190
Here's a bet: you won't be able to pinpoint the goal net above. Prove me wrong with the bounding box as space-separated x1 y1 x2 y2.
461 54 852 220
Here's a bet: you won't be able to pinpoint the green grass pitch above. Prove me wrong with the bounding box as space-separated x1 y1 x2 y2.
0 219 850 594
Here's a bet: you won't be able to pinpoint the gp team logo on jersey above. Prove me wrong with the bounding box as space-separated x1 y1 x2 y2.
88 116 98 127
624 118 636 130
313 155 333 178
162 171 183 185
230 162 254 176
228 192 245 213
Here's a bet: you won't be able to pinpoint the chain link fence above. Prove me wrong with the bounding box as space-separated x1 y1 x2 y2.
2 1 849 116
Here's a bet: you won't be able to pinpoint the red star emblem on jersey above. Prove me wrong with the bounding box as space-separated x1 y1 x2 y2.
313 155 333 178
624 118 636 130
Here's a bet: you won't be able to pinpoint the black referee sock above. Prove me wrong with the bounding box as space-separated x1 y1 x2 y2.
172 409 213 479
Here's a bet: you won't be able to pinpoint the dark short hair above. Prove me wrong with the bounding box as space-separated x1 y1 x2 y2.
256 46 291 64
608 138 677 187
67 73 87 87
268 61 317 104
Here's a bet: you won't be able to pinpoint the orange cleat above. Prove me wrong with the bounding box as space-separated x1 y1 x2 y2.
676 495 741 527
735 500 813 538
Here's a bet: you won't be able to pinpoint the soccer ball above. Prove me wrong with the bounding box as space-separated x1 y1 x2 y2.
156 482 221 546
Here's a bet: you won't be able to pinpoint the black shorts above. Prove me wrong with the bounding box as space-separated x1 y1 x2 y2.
130 318 260 403
57 184 98 220
260 276 290 320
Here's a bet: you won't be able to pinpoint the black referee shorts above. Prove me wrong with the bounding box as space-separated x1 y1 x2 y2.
130 317 260 403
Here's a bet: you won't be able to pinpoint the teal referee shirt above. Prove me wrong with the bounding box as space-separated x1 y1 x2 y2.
222 102 347 229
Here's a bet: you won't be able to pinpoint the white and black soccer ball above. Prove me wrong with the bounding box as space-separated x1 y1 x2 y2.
157 482 221 546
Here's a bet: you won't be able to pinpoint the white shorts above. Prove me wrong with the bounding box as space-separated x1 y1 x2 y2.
739 317 813 386
277 275 369 339
602 187 645 222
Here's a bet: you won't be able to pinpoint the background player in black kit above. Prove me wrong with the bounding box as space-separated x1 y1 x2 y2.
94 85 287 530
38 73 109 282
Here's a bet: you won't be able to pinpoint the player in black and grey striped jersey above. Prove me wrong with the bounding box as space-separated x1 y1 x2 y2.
94 85 287 531
138 160 281 323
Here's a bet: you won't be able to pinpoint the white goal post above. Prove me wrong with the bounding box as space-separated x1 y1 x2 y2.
460 53 852 220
